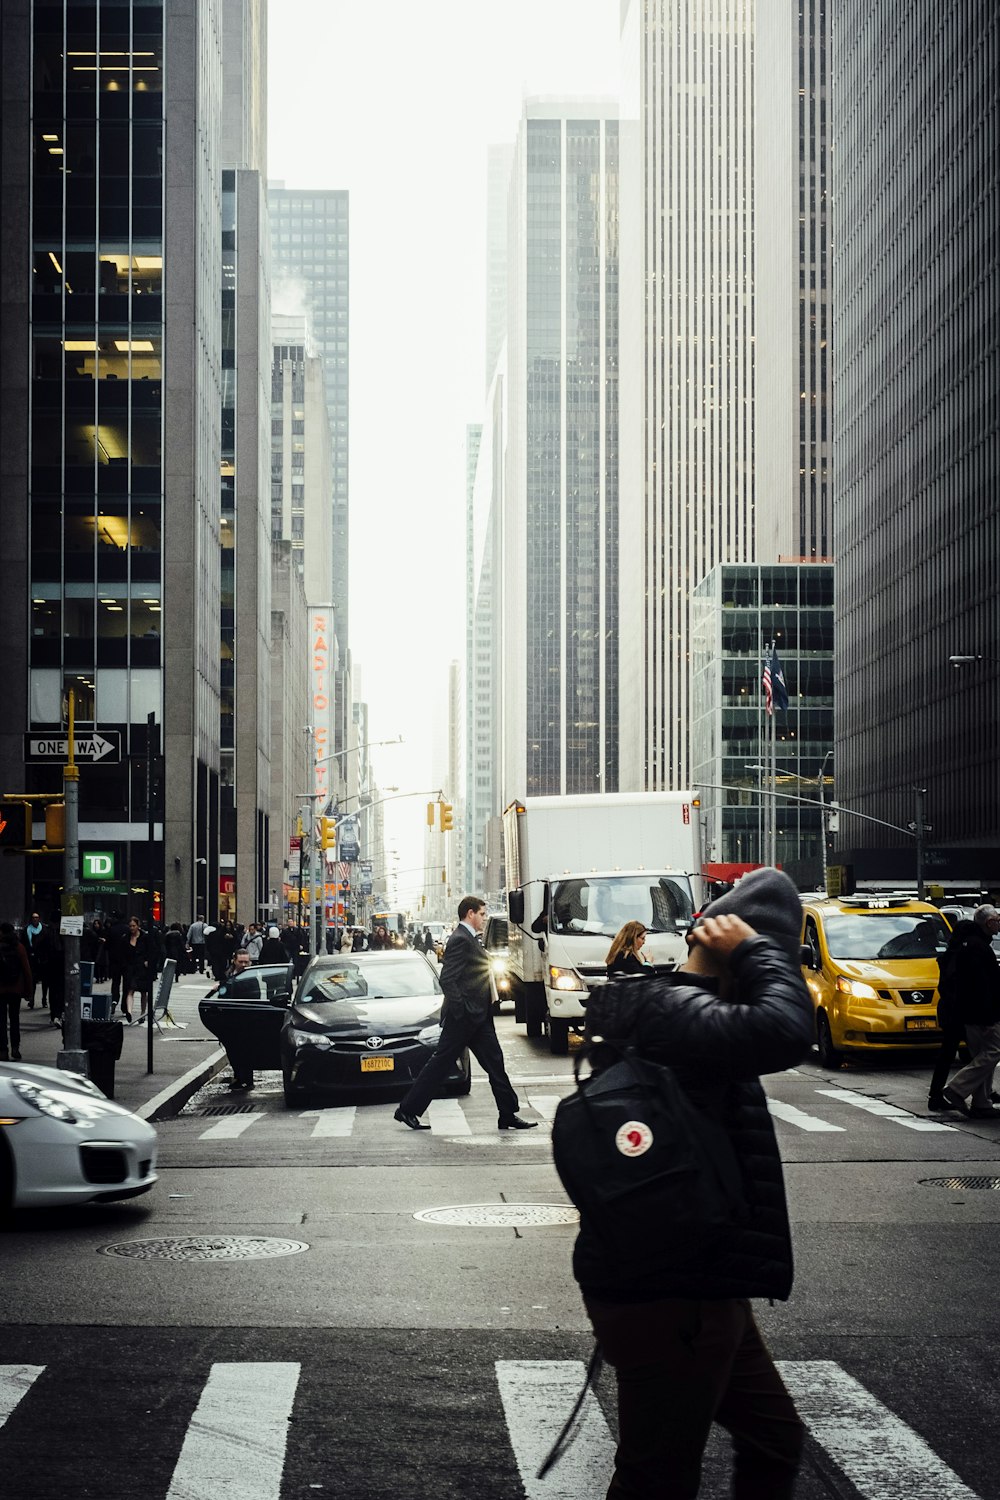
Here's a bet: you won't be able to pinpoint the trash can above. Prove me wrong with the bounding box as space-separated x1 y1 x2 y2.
81 1019 125 1099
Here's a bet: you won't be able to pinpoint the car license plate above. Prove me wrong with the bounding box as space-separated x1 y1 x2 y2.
360 1056 394 1072
905 1017 935 1031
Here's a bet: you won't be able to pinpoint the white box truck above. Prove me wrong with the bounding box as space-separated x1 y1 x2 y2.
503 793 704 1054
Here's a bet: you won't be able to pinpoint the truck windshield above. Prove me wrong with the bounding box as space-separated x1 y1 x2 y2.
549 876 695 938
823 913 950 961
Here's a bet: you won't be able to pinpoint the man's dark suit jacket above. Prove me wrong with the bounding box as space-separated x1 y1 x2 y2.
438 924 493 1020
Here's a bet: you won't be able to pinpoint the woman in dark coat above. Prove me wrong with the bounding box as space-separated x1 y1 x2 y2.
605 919 651 979
121 917 150 1024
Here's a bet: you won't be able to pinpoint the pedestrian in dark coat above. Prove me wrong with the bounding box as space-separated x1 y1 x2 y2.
0 923 33 1059
121 917 150 1024
937 906 1000 1118
105 913 131 1012
40 917 65 1024
577 868 815 1500
164 923 186 969
605 919 651 978
393 897 535 1132
258 926 288 965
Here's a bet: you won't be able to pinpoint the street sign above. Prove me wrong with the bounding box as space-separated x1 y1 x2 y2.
24 731 121 764
289 835 302 852
80 880 127 896
61 891 83 917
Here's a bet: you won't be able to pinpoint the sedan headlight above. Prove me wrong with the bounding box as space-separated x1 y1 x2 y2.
417 1024 442 1045
290 1029 332 1051
11 1079 81 1124
491 957 507 974
549 965 587 992
835 977 880 1001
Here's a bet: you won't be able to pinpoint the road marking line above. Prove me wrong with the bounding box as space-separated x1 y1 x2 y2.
525 1094 561 1122
197 1113 263 1140
816 1087 957 1132
767 1098 845 1132
305 1106 357 1138
777 1360 980 1499
428 1098 471 1135
496 1360 615 1499
166 1362 300 1500
0 1366 45 1427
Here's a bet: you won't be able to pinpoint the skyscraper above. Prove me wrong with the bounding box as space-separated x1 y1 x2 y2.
501 101 619 805
267 186 349 655
832 0 999 869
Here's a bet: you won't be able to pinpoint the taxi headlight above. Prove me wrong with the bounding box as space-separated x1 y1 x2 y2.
835 976 880 1001
291 1029 332 1050
11 1079 80 1124
549 965 587 992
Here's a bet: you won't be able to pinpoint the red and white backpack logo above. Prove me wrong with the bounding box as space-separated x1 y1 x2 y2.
615 1120 653 1157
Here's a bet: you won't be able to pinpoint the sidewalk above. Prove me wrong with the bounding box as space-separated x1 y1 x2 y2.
14 973 228 1122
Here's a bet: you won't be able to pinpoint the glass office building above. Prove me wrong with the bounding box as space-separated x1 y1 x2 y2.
502 103 619 802
690 564 834 875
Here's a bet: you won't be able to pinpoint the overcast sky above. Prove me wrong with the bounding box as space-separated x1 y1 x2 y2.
268 1 621 901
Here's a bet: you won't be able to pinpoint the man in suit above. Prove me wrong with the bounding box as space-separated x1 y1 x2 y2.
394 895 537 1131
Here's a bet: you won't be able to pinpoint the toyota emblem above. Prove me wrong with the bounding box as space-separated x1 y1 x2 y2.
365 1036 385 1049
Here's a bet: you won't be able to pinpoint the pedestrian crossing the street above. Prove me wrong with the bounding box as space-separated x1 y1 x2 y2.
183 1079 962 1144
0 1357 982 1499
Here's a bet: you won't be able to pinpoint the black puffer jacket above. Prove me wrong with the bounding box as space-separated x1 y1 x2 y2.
575 936 814 1303
938 920 1000 1027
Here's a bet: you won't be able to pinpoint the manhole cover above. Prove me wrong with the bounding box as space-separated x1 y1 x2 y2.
413 1203 579 1228
920 1176 1000 1191
101 1236 309 1261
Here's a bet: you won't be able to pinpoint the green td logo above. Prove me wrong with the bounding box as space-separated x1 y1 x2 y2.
83 851 116 880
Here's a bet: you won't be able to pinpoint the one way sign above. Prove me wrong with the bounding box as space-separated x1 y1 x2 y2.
24 731 121 764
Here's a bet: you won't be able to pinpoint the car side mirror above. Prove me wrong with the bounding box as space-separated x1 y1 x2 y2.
508 890 524 925
268 990 292 1008
800 944 815 969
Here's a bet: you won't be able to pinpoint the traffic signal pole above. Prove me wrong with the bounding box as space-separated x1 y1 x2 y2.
57 692 86 1076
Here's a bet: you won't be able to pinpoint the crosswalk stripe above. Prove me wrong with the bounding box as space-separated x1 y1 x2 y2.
525 1094 561 1122
496 1360 615 1499
816 1087 958 1132
305 1106 357 1138
197 1113 264 1141
428 1098 472 1135
767 1098 845 1132
165 1362 300 1500
777 1360 980 1499
0 1366 45 1427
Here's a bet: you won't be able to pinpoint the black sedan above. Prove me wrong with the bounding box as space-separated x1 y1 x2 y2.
198 964 296 1088
278 951 471 1107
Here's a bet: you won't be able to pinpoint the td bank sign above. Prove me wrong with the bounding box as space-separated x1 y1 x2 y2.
82 851 116 880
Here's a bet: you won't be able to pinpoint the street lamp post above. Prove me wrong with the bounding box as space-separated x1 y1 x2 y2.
818 749 834 894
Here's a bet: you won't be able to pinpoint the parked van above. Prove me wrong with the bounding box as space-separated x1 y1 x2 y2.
800 894 951 1068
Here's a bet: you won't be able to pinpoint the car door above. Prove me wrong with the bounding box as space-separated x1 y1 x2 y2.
199 967 292 1069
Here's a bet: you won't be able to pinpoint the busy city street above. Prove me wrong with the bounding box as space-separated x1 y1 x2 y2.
2 993 999 1499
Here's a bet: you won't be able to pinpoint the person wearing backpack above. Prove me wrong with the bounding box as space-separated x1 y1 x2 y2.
0 922 34 1061
556 868 814 1500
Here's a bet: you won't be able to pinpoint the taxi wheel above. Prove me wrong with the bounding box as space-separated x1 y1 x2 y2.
816 1012 843 1070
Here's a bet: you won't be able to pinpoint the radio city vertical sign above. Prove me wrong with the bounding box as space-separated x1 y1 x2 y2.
307 606 336 806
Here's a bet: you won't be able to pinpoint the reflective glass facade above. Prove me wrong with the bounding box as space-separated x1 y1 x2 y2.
691 565 834 870
522 114 619 798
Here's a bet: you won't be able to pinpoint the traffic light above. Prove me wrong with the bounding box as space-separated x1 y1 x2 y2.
426 801 435 827
438 801 453 832
0 803 28 849
45 803 65 849
319 817 337 850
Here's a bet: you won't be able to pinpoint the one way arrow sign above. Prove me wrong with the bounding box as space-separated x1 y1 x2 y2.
24 731 121 764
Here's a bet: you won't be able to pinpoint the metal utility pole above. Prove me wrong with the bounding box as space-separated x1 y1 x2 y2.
57 692 86 1075
909 787 929 901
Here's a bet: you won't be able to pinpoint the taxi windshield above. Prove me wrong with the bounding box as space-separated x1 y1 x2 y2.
823 913 950 961
302 959 441 1002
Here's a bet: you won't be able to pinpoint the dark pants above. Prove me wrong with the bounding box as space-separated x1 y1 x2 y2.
398 1006 519 1119
584 1296 804 1500
191 942 206 974
929 1020 965 1099
109 965 127 1007
1 996 21 1055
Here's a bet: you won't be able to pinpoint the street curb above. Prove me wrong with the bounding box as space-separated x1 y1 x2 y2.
137 1047 228 1123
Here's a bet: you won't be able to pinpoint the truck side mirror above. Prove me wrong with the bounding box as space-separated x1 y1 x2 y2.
508 890 524 925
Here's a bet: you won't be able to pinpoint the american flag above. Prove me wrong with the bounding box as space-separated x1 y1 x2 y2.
762 646 789 717
339 861 350 880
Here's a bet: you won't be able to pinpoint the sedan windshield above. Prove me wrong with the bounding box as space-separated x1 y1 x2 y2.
823 913 950 961
301 959 442 1003
549 875 694 938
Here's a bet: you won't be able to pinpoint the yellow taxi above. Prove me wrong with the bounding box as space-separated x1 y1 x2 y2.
800 895 951 1068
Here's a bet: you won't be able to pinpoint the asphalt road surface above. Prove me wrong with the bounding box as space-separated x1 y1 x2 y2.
3 1013 999 1499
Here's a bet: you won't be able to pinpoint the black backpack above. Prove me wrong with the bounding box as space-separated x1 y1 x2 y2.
551 1045 748 1281
0 942 23 986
